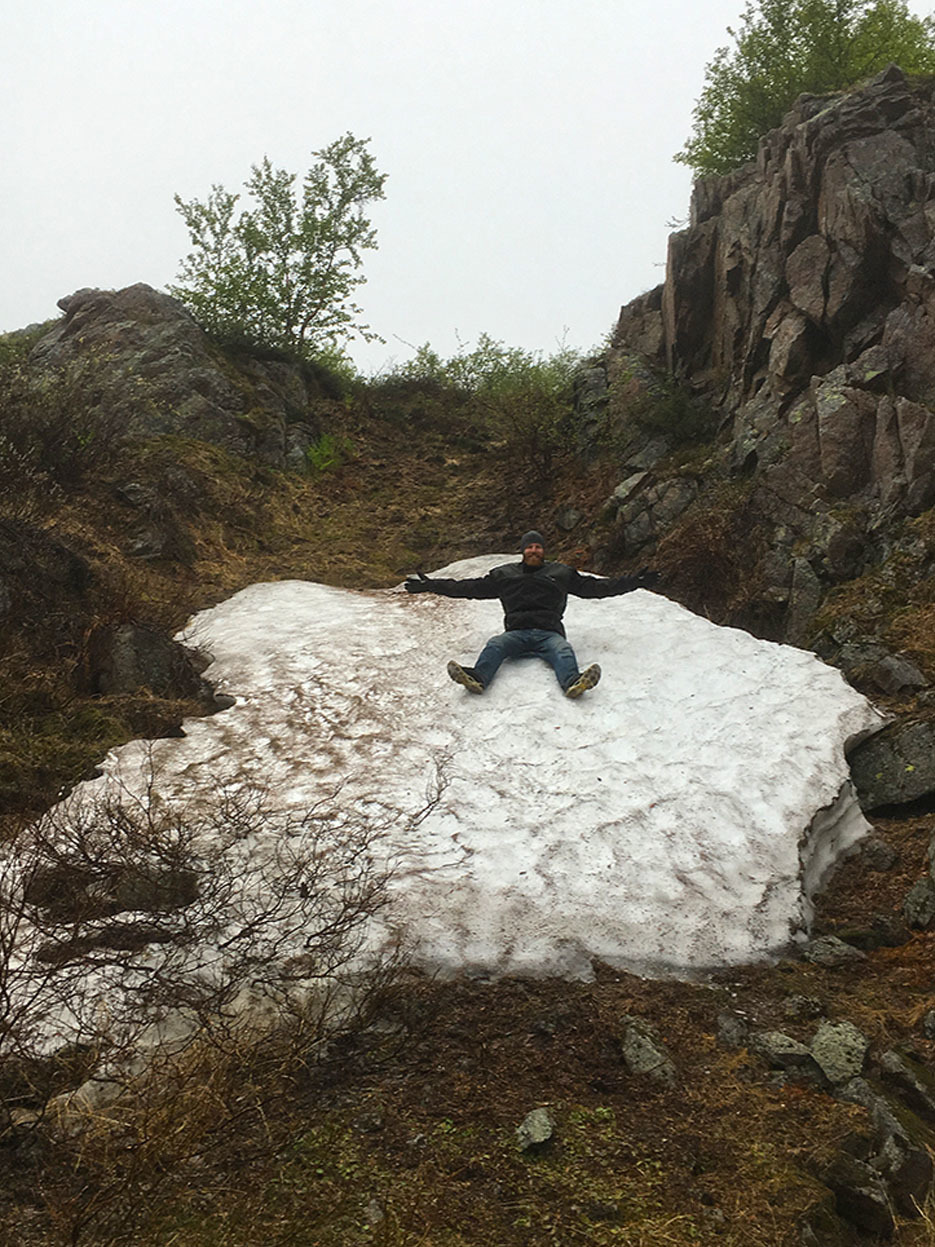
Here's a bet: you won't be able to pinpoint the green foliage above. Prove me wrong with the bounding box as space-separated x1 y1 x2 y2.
386 334 582 474
170 133 386 357
302 342 362 396
677 0 935 177
0 319 60 368
305 432 354 474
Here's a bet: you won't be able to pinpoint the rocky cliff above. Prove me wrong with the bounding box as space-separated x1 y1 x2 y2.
607 66 935 667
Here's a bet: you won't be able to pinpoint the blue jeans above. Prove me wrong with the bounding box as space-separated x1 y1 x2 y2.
473 629 580 690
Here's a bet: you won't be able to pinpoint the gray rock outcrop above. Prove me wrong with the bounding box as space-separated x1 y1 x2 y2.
28 284 328 467
609 68 935 649
83 623 214 705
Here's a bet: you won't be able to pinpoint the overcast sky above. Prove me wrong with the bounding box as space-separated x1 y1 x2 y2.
4 1 930 374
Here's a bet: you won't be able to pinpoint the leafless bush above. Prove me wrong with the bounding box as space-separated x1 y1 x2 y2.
0 766 440 1242
0 767 438 1116
0 433 61 521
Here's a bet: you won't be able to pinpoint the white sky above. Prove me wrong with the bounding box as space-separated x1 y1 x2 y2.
3 1 931 374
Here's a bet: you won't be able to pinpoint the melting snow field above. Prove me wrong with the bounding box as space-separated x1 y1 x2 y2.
67 555 884 983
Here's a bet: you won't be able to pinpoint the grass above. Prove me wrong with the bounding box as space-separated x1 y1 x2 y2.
15 964 915 1246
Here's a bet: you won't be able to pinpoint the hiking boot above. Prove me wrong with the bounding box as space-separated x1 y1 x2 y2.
565 663 601 699
447 661 485 694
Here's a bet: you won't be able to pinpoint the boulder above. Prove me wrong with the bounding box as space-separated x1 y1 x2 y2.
750 1031 816 1072
716 1010 749 1048
809 1021 869 1085
839 1075 935 1216
865 654 927 696
880 1051 935 1123
84 624 211 702
857 835 899 872
903 877 935 930
802 935 867 967
823 1153 894 1238
849 721 935 809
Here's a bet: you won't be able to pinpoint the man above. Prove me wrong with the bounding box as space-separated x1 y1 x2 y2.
405 530 660 698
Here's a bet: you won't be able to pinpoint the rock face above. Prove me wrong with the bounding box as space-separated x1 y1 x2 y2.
608 67 935 648
83 624 215 705
29 284 328 467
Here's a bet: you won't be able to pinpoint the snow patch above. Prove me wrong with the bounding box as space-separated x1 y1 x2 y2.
69 555 882 981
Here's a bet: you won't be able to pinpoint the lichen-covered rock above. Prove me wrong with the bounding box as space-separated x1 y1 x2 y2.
619 1016 676 1085
810 1021 869 1085
850 720 935 809
751 1031 815 1070
802 935 867 967
902 877 935 930
516 1107 555 1150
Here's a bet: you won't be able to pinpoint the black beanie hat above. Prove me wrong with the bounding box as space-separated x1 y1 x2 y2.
519 530 545 550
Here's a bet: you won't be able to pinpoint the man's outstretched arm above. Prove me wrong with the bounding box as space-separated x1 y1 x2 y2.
567 566 661 599
405 572 502 600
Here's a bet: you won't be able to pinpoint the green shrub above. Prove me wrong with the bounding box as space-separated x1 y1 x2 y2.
632 375 719 445
0 319 61 368
380 334 582 475
305 432 354 473
677 0 935 177
170 134 386 359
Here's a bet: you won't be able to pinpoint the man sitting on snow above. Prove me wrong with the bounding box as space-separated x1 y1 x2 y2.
405 531 660 698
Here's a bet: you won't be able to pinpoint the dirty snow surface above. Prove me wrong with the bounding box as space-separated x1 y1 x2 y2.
81 556 882 981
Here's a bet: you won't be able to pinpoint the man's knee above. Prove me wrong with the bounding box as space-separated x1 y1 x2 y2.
544 634 574 658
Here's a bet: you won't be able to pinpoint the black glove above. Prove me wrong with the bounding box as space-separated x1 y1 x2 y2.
632 567 661 590
405 572 434 594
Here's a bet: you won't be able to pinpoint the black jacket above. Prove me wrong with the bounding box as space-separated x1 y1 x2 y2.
421 560 645 637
